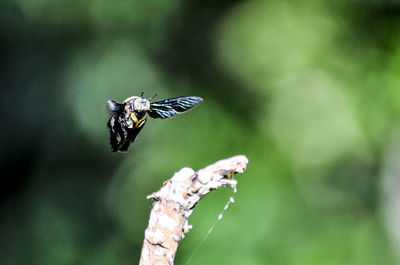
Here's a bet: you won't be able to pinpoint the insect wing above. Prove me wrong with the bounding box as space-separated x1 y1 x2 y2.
148 96 203 119
107 100 124 113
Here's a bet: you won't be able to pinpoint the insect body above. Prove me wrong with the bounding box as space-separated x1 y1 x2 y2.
107 94 203 152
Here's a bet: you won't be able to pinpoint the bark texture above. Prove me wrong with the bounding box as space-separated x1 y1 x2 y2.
139 155 249 265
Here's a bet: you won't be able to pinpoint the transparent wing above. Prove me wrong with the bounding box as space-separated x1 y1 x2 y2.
107 100 124 113
148 96 203 119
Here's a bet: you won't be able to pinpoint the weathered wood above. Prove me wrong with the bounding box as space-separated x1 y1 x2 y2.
139 155 248 265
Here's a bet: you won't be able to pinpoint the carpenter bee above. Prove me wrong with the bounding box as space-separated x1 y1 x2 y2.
107 92 203 152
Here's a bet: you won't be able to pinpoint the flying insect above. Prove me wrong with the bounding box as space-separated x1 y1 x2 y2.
107 93 203 152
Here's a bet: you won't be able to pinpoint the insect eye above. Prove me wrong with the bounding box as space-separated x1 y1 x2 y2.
134 100 142 110
130 101 135 110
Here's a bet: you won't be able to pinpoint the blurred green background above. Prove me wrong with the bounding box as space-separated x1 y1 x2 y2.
2 0 400 264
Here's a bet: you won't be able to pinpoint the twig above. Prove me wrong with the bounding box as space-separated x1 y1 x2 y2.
138 155 249 265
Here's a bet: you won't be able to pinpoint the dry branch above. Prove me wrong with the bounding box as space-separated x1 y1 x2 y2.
139 155 249 265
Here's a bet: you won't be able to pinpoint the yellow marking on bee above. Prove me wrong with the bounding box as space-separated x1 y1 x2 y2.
130 113 139 123
136 117 146 127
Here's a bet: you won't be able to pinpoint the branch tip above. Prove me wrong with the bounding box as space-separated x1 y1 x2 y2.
139 155 248 265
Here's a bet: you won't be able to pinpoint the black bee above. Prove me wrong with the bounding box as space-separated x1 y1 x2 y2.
107 93 203 152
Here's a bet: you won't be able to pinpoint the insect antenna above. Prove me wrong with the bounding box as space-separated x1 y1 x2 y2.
148 92 159 101
140 90 145 98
